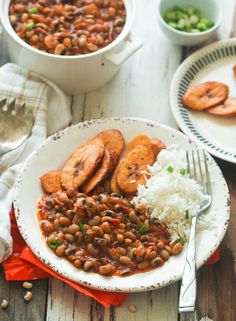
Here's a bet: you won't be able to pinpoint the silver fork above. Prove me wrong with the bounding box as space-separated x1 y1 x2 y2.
0 98 34 156
178 149 212 313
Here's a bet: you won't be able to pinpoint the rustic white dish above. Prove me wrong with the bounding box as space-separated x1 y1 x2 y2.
14 117 230 292
171 39 236 164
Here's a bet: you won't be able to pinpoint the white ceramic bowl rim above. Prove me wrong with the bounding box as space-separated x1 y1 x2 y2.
0 0 134 60
157 0 222 37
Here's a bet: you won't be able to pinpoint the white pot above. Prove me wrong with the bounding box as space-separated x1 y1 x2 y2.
0 0 142 94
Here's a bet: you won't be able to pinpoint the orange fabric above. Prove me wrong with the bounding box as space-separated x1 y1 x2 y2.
2 209 128 308
206 248 220 265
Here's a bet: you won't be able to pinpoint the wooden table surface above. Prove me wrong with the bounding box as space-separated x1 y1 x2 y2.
0 1 236 321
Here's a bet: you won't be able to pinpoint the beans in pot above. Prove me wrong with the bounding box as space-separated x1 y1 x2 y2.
37 191 183 276
9 0 126 56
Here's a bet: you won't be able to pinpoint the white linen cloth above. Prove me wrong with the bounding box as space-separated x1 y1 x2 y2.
0 63 71 263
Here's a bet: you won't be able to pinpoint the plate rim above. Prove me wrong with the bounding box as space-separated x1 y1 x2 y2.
170 38 236 164
13 116 230 292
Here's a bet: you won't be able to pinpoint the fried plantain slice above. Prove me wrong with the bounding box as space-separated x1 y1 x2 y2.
116 144 154 195
95 129 125 163
151 138 166 159
82 148 112 193
61 140 104 190
110 164 122 193
125 134 153 155
182 82 229 110
206 98 236 117
40 170 62 194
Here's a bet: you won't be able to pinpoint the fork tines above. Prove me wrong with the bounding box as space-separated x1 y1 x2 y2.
0 98 27 117
186 149 210 194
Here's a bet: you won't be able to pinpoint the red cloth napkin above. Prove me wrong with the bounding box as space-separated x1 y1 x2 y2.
2 209 220 308
2 209 128 308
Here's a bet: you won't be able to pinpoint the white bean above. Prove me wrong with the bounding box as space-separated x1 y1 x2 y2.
23 281 33 289
128 304 137 313
24 291 33 301
1 299 8 308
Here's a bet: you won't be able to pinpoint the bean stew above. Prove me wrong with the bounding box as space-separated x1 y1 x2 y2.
38 190 183 276
9 0 126 56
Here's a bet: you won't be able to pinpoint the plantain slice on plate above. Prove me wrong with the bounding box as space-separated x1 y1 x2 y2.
40 170 62 194
61 138 104 190
124 134 153 155
206 97 236 117
110 163 122 194
94 129 125 165
182 82 229 110
151 138 166 159
82 148 112 193
116 144 154 195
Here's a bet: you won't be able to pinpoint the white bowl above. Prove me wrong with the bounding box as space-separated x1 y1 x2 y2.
158 0 222 46
0 0 142 94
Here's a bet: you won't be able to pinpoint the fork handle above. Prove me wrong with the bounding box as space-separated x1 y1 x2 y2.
178 215 197 313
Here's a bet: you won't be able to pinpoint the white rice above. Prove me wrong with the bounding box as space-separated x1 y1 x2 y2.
133 148 210 242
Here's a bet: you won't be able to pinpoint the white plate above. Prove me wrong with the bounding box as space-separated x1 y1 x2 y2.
14 117 230 292
170 38 236 164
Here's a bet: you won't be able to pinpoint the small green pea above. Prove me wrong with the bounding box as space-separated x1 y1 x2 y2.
168 22 178 29
196 22 208 32
177 18 186 30
189 14 199 26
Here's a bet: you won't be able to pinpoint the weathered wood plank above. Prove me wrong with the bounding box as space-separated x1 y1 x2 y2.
46 278 90 321
0 266 48 321
103 284 179 321
195 159 236 321
197 247 236 321
179 1 236 319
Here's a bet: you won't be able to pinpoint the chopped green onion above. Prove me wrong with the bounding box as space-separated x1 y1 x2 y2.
207 20 214 28
164 10 176 23
48 239 61 250
178 236 187 246
189 14 199 26
177 18 186 30
138 225 150 234
184 6 195 16
168 22 177 29
28 7 38 14
26 22 35 31
190 28 200 33
163 5 214 33
185 210 189 220
78 219 87 236
167 166 174 173
179 168 186 176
